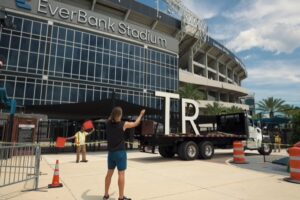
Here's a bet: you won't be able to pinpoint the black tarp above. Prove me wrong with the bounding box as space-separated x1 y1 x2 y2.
24 99 163 120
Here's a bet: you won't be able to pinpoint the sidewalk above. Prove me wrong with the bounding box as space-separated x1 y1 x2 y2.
0 150 299 200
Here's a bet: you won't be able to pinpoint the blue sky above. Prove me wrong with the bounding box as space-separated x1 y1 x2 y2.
185 0 300 107
139 0 300 107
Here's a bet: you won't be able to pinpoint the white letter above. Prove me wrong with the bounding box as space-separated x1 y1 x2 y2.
181 98 200 135
118 22 126 34
155 91 180 135
59 8 70 19
78 10 87 23
88 16 98 27
38 0 48 14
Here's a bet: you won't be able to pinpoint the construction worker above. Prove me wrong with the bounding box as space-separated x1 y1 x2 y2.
274 132 282 153
67 127 95 163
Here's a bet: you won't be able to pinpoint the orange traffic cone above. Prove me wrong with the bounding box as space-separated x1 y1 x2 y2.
48 160 63 188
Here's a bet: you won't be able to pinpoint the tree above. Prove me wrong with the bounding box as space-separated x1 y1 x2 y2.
280 104 300 118
291 111 300 144
206 102 225 115
226 106 244 114
256 97 285 118
178 83 204 100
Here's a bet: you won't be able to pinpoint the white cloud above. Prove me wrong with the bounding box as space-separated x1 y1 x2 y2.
183 0 222 19
243 60 300 105
225 0 300 53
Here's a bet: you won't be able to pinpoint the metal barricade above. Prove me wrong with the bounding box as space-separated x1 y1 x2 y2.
0 142 41 190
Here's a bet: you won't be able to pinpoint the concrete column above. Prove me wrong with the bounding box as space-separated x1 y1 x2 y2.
204 53 208 78
225 65 228 82
188 49 194 74
216 61 220 81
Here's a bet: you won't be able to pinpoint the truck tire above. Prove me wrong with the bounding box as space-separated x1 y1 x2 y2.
158 146 175 158
198 141 214 159
258 143 272 155
178 141 199 160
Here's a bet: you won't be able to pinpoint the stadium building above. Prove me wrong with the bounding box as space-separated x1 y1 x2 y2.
0 0 249 121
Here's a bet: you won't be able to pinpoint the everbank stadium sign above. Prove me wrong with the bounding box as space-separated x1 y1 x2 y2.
37 0 167 48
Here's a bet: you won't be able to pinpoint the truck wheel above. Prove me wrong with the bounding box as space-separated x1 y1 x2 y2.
178 141 199 160
198 141 214 159
258 143 272 155
158 146 175 158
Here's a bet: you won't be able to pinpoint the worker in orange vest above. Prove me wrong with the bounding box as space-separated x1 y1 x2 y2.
67 127 95 163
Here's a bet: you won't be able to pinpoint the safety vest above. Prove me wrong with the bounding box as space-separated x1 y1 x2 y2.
75 131 87 146
275 135 281 143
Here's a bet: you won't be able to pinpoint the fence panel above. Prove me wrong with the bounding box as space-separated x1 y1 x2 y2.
0 142 41 190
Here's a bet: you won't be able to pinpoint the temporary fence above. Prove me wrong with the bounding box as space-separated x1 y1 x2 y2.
0 142 41 190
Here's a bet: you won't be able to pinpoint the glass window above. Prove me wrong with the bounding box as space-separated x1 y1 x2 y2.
102 65 109 80
53 86 61 101
65 46 73 58
58 27 66 40
123 58 128 69
57 44 65 57
34 84 41 99
103 54 109 65
20 38 30 51
13 17 23 31
41 24 47 36
70 87 78 102
95 64 102 80
117 42 122 52
122 69 128 83
22 20 32 33
30 39 39 53
116 57 122 68
82 33 89 45
94 90 100 101
64 59 72 74
109 67 115 80
56 57 63 73
81 49 88 61
88 63 95 77
116 68 121 82
96 52 103 64
39 41 46 54
25 83 34 99
19 51 28 68
78 89 86 102
123 43 129 54
62 87 70 102
80 62 87 77
111 40 116 51
104 38 110 49
129 45 134 55
52 26 58 38
8 50 18 66
32 22 41 35
86 90 93 101
15 82 25 98
73 48 80 59
97 37 103 49
75 31 82 43
6 81 15 97
67 29 74 41
90 35 96 46
28 53 38 69
46 85 53 100
89 50 95 62
72 60 80 75
10 36 20 49
135 46 140 57
110 55 116 66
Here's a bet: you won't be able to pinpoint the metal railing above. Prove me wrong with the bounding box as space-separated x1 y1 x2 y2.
0 142 41 190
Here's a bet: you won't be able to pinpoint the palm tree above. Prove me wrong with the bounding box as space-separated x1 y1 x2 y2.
178 83 204 100
226 105 244 114
256 97 285 118
281 104 300 118
206 102 225 115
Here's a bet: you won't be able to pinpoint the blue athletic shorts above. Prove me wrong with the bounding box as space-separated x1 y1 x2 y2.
107 150 127 171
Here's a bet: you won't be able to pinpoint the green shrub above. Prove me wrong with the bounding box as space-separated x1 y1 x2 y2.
291 112 300 144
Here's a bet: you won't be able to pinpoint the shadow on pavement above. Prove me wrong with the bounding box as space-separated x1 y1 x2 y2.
81 190 117 200
230 154 289 176
128 156 181 163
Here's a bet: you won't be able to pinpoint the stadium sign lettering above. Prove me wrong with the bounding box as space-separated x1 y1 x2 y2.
37 0 167 48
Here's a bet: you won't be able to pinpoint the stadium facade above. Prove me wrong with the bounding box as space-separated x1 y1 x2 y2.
0 0 249 119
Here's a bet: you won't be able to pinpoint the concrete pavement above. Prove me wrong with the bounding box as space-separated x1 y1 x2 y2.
0 150 298 200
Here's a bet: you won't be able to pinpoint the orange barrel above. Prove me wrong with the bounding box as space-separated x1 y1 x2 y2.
82 120 94 131
233 141 247 164
287 147 300 184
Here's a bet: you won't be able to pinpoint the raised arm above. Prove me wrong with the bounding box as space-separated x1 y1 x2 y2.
123 109 145 131
66 134 76 140
86 128 95 136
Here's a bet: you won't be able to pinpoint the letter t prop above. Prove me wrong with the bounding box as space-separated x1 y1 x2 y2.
155 91 180 135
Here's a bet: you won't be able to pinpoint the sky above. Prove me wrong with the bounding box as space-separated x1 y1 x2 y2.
183 0 300 107
139 0 300 107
